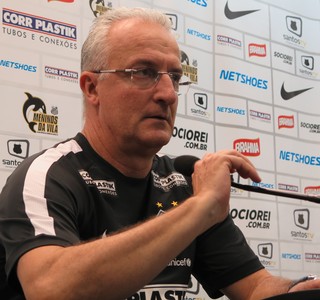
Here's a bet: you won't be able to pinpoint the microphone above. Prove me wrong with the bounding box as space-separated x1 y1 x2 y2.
174 155 320 204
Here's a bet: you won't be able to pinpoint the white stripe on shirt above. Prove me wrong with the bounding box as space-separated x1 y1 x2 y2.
23 139 82 236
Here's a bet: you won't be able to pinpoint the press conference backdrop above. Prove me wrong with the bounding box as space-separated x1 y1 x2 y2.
1 0 320 299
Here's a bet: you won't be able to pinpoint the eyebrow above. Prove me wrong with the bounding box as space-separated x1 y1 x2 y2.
130 59 183 73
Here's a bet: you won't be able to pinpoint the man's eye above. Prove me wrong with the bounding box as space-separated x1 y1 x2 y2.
170 73 182 83
135 68 157 78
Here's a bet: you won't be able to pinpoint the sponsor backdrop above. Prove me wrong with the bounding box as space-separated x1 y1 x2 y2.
1 0 320 299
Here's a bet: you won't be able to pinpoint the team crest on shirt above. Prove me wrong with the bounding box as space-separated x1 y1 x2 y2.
152 171 188 192
79 170 117 196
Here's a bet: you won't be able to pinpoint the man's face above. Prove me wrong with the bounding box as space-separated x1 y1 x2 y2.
94 19 181 155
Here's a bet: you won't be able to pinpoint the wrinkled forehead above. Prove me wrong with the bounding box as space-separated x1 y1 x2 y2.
107 18 181 67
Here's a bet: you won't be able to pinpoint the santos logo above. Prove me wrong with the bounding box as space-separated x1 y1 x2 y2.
258 243 273 259
294 209 309 230
7 139 29 159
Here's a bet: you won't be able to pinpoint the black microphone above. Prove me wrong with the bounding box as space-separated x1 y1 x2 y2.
174 155 320 204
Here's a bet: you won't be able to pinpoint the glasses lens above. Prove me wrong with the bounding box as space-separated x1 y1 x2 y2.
131 68 158 88
178 74 191 95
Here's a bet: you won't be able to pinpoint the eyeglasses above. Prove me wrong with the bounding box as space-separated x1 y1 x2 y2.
91 67 192 94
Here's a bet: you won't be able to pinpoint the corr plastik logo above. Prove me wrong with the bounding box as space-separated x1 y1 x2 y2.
2 8 77 49
217 34 242 49
44 66 79 84
233 138 261 156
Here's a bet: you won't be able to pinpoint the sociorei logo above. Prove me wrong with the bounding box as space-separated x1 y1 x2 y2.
22 92 58 135
273 51 293 66
233 138 261 156
230 208 271 229
280 82 313 100
300 121 320 134
172 126 208 151
224 1 260 20
278 115 294 129
248 43 266 57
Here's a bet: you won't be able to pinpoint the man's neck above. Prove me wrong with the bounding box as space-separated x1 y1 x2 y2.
82 129 156 178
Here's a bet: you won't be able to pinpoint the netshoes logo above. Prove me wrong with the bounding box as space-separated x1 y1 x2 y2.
279 151 320 166
219 69 268 89
233 138 260 156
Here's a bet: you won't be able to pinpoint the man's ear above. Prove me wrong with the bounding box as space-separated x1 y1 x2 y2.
80 71 99 105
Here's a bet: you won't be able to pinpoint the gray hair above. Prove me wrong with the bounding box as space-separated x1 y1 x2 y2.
81 7 173 72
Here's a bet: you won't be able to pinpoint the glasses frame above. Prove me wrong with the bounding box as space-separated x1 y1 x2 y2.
90 68 192 94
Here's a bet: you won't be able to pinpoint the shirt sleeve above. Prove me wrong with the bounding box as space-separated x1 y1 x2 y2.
192 215 264 298
0 153 84 287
